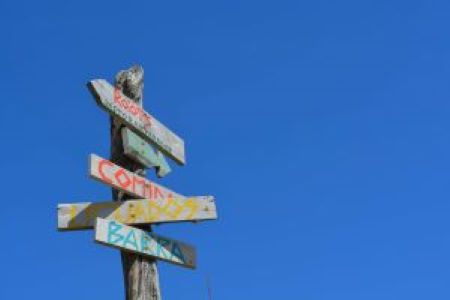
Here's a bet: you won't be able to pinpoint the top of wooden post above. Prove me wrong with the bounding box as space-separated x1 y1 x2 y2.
115 65 144 106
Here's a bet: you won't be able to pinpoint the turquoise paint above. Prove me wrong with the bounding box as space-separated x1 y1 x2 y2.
98 219 194 268
155 151 171 177
171 243 186 263
140 234 153 254
156 237 171 259
122 128 172 177
123 230 139 250
107 221 124 244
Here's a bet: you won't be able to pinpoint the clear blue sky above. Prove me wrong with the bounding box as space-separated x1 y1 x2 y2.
1 0 449 299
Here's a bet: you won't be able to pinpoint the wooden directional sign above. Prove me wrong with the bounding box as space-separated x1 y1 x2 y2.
88 79 186 165
89 153 182 200
57 196 217 231
95 218 196 269
122 127 171 177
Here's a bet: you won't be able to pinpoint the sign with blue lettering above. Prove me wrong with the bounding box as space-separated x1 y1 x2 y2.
94 218 196 269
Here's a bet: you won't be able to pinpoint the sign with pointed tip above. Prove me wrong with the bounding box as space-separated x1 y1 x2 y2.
95 218 196 269
57 196 217 231
87 79 186 165
122 127 171 177
89 153 182 200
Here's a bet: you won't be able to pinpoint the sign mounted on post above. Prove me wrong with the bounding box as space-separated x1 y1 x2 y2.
57 66 218 299
122 127 171 177
89 153 182 200
95 218 196 269
57 196 217 231
87 79 186 165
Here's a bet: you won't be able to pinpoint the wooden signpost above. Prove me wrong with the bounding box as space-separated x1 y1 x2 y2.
88 79 186 165
58 196 217 230
58 65 215 300
122 127 171 177
95 218 196 269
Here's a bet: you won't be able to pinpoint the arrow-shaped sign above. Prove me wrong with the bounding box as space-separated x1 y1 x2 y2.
95 218 196 269
122 127 171 177
88 79 186 165
89 153 182 200
57 196 217 231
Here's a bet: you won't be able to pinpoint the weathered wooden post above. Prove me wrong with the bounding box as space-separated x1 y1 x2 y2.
58 64 216 300
110 65 161 300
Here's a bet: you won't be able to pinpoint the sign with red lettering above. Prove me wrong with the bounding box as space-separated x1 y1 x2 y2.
87 79 186 165
89 153 183 200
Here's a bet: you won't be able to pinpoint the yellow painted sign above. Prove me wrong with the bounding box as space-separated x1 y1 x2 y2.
58 196 217 231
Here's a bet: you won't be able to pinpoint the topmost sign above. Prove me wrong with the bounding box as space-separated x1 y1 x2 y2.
88 79 186 165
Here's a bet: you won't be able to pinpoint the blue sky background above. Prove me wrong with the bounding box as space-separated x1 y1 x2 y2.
1 0 450 299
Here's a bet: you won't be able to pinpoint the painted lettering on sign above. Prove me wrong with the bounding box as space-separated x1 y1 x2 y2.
57 196 217 230
122 127 171 177
113 88 152 130
88 79 185 165
89 154 182 200
95 218 196 269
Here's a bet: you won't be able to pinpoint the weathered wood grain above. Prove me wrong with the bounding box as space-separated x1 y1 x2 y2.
58 196 217 230
89 153 182 200
88 79 186 165
108 66 161 300
95 218 196 269
122 127 171 177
